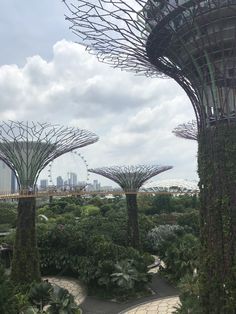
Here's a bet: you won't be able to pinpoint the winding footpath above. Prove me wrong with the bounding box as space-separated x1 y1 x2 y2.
119 297 180 314
45 275 180 314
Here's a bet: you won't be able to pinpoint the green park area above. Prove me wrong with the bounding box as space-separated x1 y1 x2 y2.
0 193 199 313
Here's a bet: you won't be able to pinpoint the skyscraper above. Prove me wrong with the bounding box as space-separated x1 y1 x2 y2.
0 160 13 193
40 179 48 190
56 176 63 188
68 172 77 186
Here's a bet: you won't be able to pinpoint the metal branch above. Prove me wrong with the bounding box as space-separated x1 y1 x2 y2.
0 121 98 191
172 120 198 141
64 0 236 127
89 164 172 192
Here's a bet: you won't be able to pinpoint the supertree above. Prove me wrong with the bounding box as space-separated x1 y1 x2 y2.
63 1 236 310
172 120 198 141
0 121 98 283
89 165 172 249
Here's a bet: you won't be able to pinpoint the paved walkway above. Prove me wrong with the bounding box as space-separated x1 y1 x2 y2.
120 297 180 314
44 274 180 314
44 276 86 305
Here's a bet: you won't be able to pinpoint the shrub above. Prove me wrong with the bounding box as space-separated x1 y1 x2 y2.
111 259 139 290
48 285 80 314
175 274 201 313
0 223 11 232
151 194 173 214
28 281 52 311
22 281 81 314
177 210 199 236
0 266 18 313
0 203 17 226
145 224 184 252
73 236 151 295
38 221 151 297
81 205 100 217
151 213 180 225
158 233 199 283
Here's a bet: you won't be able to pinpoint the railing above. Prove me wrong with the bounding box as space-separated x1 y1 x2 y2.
0 188 198 199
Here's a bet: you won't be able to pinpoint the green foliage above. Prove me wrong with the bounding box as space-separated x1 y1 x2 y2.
140 194 199 215
172 195 199 213
145 224 184 253
74 236 151 294
100 204 113 216
86 196 104 207
151 194 172 214
175 274 201 314
177 210 199 236
21 306 39 314
158 233 199 283
37 214 151 296
0 266 18 313
21 282 81 314
33 195 201 300
1 228 15 246
151 212 180 225
28 282 52 311
81 205 100 217
0 202 17 226
145 222 199 286
110 258 150 292
47 285 80 314
137 195 153 214
37 208 129 276
111 259 139 290
0 223 11 232
37 205 55 219
14 291 31 313
138 214 155 245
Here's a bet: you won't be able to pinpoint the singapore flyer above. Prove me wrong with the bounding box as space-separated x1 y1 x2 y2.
39 150 90 192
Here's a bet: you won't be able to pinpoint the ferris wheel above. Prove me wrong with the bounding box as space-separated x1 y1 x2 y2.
47 150 90 191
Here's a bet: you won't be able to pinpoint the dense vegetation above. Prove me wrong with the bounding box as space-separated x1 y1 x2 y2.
0 193 200 311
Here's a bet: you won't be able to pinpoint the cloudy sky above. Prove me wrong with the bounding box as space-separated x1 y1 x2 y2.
0 0 198 187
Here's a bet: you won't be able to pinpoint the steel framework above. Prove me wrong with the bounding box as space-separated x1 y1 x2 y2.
88 165 173 192
0 121 98 192
172 120 198 140
89 165 172 248
64 0 236 128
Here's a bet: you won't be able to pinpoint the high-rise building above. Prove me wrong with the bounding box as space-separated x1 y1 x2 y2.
93 179 100 191
0 160 13 193
68 172 77 186
40 179 48 190
56 176 63 188
11 171 17 193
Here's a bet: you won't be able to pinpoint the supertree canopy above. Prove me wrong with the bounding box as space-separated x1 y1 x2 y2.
64 0 236 127
0 121 98 191
89 165 172 192
64 1 236 311
89 165 172 249
172 120 198 140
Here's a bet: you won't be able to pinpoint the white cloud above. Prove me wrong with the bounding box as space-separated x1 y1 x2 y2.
0 39 198 186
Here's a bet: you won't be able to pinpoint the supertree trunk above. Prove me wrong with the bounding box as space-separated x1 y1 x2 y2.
198 124 236 313
126 193 140 250
11 197 40 284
